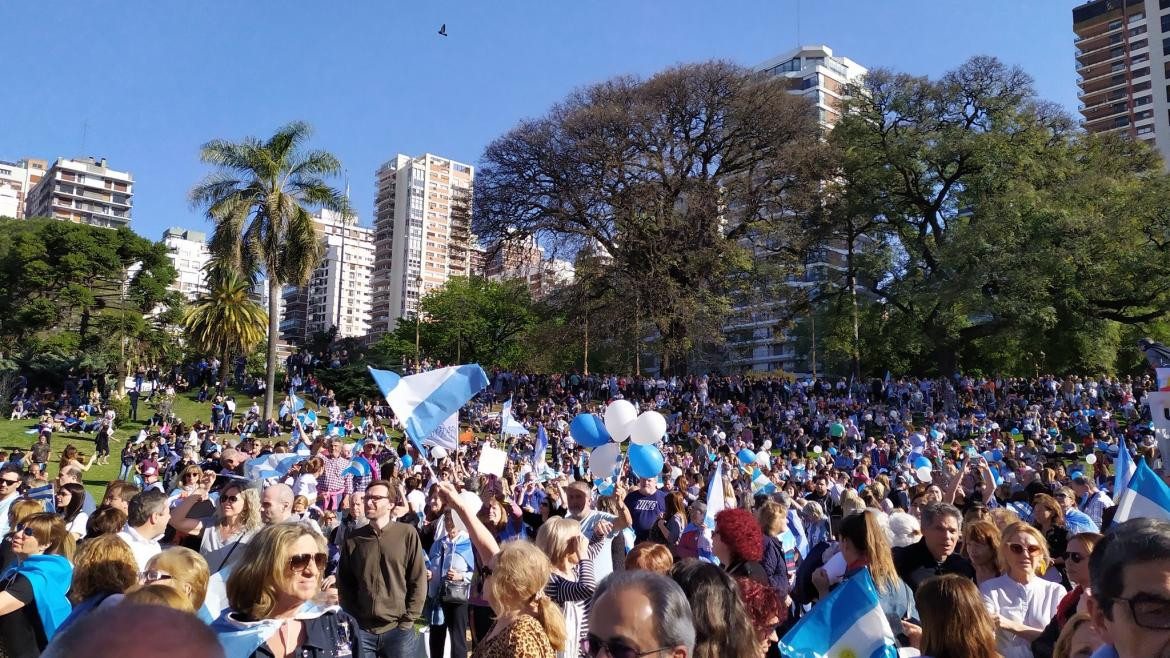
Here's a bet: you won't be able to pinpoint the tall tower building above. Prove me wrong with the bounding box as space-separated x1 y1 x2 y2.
369 153 473 336
162 227 212 300
24 157 133 229
0 158 47 219
715 45 867 374
1073 0 1166 161
279 208 375 346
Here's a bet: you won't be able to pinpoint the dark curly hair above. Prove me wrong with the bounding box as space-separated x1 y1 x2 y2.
736 576 783 633
714 508 763 562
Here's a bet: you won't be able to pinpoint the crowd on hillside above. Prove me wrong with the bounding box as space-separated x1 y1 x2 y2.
0 364 1166 658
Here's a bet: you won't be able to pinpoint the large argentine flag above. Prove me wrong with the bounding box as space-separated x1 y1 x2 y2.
368 365 489 453
1113 459 1170 523
780 567 898 658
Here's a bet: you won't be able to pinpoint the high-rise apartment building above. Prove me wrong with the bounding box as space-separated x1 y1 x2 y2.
0 158 47 219
484 238 575 299
1073 0 1169 162
717 45 868 374
369 153 474 336
280 208 375 346
24 157 133 229
162 227 212 300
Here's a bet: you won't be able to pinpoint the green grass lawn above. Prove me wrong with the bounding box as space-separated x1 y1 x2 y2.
0 388 284 498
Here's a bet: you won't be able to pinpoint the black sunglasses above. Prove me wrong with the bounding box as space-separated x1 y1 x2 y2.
221 494 240 504
11 524 35 538
1064 551 1086 564
1113 594 1170 630
288 552 327 572
0 478 20 487
585 634 670 658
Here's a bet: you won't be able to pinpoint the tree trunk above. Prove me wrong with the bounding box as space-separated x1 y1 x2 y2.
219 351 231 394
265 278 279 420
847 236 861 383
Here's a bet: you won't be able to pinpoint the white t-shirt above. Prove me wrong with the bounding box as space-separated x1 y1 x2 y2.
66 512 89 539
980 574 1066 658
406 489 426 516
117 525 161 572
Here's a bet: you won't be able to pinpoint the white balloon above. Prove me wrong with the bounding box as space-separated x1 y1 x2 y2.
604 400 638 443
756 451 770 468
813 446 823 454
629 411 668 445
916 465 933 483
1086 454 1098 465
430 446 449 460
589 443 622 478
449 491 483 535
761 440 772 451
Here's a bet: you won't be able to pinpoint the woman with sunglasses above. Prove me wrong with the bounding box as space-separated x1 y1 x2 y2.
170 482 261 573
980 521 1067 658
212 522 364 658
142 546 210 613
1031 532 1102 658
0 513 74 658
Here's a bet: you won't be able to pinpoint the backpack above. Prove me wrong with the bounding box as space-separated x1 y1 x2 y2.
676 527 701 560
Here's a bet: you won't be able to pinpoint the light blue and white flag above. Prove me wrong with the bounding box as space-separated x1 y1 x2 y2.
1113 459 1170 523
1114 440 1137 504
341 456 372 479
210 602 340 657
289 389 305 413
425 413 460 453
243 453 304 482
751 467 776 496
704 461 725 529
780 567 899 658
198 563 233 623
534 423 549 470
500 398 530 437
368 364 489 455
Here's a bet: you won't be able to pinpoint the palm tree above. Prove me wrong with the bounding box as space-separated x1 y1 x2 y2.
190 121 348 419
182 269 268 395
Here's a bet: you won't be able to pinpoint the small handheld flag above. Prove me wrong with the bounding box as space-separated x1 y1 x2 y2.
780 567 898 658
1113 458 1170 523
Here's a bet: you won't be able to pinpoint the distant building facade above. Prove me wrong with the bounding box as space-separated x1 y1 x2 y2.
0 158 47 219
24 157 133 229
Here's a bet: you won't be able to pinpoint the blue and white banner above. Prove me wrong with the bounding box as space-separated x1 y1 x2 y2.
368 364 489 454
425 413 460 453
243 453 304 482
534 423 549 470
1113 458 1170 523
500 398 529 437
290 389 305 413
704 461 724 530
1114 439 1137 503
780 567 898 658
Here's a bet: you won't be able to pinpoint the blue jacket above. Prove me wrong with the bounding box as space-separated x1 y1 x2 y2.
425 532 474 626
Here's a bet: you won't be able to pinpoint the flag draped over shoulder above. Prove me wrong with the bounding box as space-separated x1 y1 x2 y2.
780 567 899 658
367 365 488 454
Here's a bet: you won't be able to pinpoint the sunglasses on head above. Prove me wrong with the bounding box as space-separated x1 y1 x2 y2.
1008 542 1042 557
585 634 669 658
288 552 327 572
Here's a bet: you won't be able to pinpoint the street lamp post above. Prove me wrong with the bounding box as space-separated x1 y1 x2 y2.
414 275 423 371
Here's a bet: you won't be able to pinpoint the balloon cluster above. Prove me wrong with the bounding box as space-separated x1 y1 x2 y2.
569 400 668 480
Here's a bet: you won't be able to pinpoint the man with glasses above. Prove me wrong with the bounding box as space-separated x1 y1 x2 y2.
1088 518 1170 658
336 480 427 657
588 569 695 658
0 464 22 536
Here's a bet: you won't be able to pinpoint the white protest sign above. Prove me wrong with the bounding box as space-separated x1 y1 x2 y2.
477 443 507 478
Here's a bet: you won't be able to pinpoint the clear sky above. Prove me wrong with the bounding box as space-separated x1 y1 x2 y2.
1 1 1077 240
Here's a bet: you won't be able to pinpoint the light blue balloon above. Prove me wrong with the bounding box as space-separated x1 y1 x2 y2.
629 443 665 479
570 413 611 448
829 447 838 457
991 449 1003 462
737 448 757 465
930 429 942 440
400 454 413 469
911 454 931 470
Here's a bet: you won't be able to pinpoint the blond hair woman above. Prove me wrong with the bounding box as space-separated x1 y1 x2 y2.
142 547 210 612
477 540 565 658
980 521 1066 658
535 516 605 658
170 482 262 572
212 522 362 658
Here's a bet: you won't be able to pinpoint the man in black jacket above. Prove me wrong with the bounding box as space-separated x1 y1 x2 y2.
893 502 974 590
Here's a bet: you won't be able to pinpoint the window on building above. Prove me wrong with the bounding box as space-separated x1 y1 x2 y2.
1161 0 1170 10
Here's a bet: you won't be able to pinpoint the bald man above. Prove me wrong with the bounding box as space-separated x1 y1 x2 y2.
44 604 224 658
261 483 295 525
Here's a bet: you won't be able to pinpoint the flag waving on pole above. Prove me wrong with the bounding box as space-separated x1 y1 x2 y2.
368 364 489 455
500 398 530 436
1114 439 1137 504
704 461 725 530
780 567 899 658
289 389 305 413
1113 458 1170 523
534 423 549 471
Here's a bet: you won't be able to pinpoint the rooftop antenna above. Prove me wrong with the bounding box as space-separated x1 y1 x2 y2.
796 0 802 47
80 119 88 155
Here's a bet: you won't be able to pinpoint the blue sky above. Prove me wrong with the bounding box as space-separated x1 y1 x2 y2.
1 1 1076 240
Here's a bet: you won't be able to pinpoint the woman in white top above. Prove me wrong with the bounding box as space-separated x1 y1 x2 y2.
169 483 262 573
980 521 1067 658
55 482 89 539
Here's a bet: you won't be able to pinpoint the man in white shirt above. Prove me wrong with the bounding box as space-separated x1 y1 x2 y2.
0 464 23 536
117 489 170 571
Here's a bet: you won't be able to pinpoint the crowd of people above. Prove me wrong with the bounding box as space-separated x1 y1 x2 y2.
0 366 1167 658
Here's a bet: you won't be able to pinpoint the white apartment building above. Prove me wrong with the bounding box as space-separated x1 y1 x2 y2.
1073 0 1170 163
280 208 375 345
0 158 47 219
369 153 474 336
719 45 867 374
162 227 212 300
24 157 133 229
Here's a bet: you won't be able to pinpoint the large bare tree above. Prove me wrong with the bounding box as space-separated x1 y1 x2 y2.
474 61 829 373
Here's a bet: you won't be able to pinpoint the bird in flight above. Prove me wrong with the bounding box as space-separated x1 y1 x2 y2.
438 23 448 36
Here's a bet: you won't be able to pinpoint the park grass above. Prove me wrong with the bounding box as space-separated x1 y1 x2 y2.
0 388 279 498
